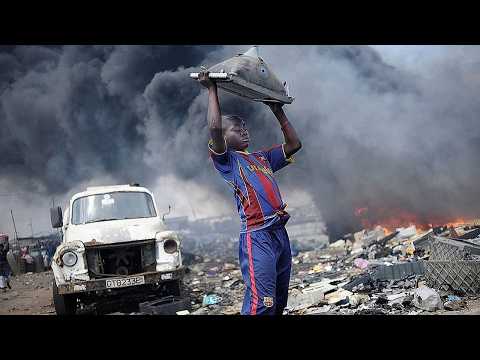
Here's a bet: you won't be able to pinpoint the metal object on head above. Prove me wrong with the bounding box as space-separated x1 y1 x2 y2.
190 46 294 104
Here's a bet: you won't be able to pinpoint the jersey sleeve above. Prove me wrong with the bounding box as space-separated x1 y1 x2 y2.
262 144 294 173
208 139 233 177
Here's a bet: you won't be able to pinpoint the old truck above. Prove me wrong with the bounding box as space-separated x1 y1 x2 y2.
50 184 188 315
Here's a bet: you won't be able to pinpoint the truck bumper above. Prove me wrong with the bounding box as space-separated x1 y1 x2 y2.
57 267 185 295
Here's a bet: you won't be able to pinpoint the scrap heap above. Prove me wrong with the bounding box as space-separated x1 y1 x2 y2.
285 222 480 315
182 221 480 315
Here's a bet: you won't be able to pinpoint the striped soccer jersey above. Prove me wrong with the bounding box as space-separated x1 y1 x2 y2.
209 142 293 233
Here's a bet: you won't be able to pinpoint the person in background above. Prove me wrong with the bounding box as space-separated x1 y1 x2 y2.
0 242 12 291
46 240 57 268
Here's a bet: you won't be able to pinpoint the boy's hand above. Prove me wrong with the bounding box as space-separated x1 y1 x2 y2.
198 69 216 89
264 101 284 115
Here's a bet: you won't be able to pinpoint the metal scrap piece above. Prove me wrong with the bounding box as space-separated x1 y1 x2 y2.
190 46 294 104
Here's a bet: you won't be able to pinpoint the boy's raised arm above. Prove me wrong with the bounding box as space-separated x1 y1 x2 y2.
198 71 225 154
266 102 302 158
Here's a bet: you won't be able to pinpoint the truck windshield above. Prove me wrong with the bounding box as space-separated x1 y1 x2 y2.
71 192 157 225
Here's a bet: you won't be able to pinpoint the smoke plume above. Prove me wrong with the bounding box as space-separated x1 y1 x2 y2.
2 45 480 240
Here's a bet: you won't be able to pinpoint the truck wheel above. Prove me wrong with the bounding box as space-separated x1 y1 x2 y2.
52 281 77 315
166 279 187 297
179 280 190 298
176 280 191 307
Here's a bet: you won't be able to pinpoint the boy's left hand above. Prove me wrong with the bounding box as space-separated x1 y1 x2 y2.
264 101 284 114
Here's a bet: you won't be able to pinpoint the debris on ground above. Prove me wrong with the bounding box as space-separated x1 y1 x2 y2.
444 295 467 311
202 294 222 306
412 287 443 312
281 222 480 315
3 220 480 315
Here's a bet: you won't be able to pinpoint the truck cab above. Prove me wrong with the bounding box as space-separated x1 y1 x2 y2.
50 184 188 315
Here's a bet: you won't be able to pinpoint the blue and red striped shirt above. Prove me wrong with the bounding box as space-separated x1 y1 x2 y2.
209 141 293 233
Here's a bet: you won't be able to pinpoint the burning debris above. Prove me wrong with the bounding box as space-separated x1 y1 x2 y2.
282 220 480 315
168 218 480 316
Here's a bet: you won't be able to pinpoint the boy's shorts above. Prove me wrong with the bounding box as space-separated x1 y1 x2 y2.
239 224 292 315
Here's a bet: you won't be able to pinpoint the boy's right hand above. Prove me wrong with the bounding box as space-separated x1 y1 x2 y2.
198 70 216 89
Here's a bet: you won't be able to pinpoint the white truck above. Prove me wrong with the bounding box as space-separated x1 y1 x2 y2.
50 184 188 315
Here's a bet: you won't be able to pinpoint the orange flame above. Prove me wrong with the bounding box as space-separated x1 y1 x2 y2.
353 206 473 233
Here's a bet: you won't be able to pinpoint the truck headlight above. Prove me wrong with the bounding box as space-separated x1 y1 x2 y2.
164 239 178 254
62 251 78 267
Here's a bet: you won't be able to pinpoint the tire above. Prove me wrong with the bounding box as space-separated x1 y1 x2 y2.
176 280 191 310
179 280 190 299
52 280 77 315
164 279 190 302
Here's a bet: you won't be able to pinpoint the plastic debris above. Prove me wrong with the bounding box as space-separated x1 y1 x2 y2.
348 294 370 308
444 298 467 311
397 225 417 239
353 258 369 270
412 287 444 312
447 295 461 302
325 289 352 305
202 294 222 306
287 286 330 311
329 240 346 248
176 310 190 315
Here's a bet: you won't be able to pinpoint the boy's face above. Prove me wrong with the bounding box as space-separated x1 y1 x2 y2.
224 118 249 151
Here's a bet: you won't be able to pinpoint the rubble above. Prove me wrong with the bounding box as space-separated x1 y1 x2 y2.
4 218 480 315
443 295 467 311
286 281 333 311
349 294 370 308
281 222 480 315
412 287 443 312
325 289 352 305
178 220 480 315
329 239 346 248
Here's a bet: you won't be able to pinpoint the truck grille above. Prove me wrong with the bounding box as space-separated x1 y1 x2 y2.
85 240 156 278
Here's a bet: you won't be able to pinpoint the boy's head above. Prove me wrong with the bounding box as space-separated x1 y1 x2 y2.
222 115 249 151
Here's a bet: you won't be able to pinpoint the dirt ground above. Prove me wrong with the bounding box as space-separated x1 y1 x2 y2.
2 270 480 315
0 271 55 315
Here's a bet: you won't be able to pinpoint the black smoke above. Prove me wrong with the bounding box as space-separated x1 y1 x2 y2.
0 45 219 194
2 45 480 241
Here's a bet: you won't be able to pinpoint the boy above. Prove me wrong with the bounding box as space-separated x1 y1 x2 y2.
198 71 302 315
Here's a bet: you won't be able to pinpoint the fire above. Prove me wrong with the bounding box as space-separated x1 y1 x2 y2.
380 226 393 236
443 219 471 229
353 206 474 234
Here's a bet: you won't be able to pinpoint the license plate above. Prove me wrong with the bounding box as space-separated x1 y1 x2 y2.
105 276 145 289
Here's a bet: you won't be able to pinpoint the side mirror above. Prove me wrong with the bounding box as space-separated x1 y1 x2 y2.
50 206 63 228
162 205 172 221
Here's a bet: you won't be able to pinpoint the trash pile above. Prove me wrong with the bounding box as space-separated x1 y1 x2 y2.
284 223 480 315
183 256 245 315
180 223 480 315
